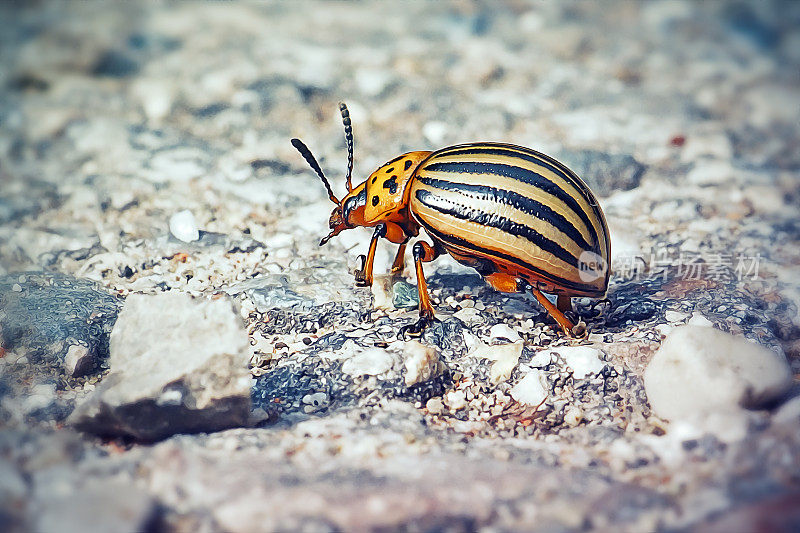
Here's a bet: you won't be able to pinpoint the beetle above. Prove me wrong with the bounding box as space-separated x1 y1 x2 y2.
291 103 610 338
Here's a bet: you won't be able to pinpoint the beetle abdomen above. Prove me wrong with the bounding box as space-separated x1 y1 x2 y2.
408 142 610 297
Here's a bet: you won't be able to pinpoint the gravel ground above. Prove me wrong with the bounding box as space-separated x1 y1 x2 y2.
1 1 799 531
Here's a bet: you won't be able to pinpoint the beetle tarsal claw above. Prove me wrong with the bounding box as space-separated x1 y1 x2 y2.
570 320 587 338
354 255 370 286
398 315 438 340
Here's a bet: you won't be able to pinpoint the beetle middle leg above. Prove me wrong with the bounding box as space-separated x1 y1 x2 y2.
399 241 442 339
389 240 408 276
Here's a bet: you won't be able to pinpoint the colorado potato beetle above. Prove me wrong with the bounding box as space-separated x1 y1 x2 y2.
292 103 610 337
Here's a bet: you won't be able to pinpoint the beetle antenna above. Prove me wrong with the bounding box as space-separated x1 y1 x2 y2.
291 138 340 205
339 102 354 192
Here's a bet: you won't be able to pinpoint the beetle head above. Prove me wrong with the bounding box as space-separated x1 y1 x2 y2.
321 182 368 245
291 103 360 246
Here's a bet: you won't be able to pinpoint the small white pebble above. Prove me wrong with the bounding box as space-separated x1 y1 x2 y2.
426 397 444 415
510 370 547 406
445 390 467 411
528 350 552 367
423 121 448 145
302 392 328 411
169 209 200 242
157 389 183 406
489 323 521 343
550 346 604 379
564 406 584 427
11 283 22 292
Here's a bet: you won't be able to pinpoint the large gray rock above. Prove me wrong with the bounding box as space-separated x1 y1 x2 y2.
644 326 792 424
68 292 252 440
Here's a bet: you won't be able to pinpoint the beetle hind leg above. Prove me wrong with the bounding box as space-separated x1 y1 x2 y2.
399 241 441 339
529 287 577 335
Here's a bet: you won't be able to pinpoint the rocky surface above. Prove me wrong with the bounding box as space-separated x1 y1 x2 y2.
1 1 799 531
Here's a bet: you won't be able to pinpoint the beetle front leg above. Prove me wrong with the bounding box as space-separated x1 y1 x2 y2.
354 223 387 287
399 241 441 339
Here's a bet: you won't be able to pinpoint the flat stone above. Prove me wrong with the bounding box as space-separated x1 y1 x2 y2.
68 292 252 440
555 149 647 196
392 280 419 309
0 273 120 370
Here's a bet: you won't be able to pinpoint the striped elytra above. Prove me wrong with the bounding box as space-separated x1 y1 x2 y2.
408 142 610 299
291 104 611 337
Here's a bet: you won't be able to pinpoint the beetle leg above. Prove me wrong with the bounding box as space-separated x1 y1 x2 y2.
390 240 408 276
530 288 575 334
354 223 387 287
399 241 441 339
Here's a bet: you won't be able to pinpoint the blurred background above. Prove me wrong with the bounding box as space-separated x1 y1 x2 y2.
2 1 799 253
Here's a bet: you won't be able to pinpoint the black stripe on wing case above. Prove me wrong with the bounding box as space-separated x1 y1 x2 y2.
415 189 580 268
417 177 595 253
435 145 589 195
420 160 599 247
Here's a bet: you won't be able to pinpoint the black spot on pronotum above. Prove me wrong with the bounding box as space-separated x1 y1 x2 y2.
386 167 394 173
372 195 380 206
372 177 377 184
404 159 413 170
383 176 398 194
